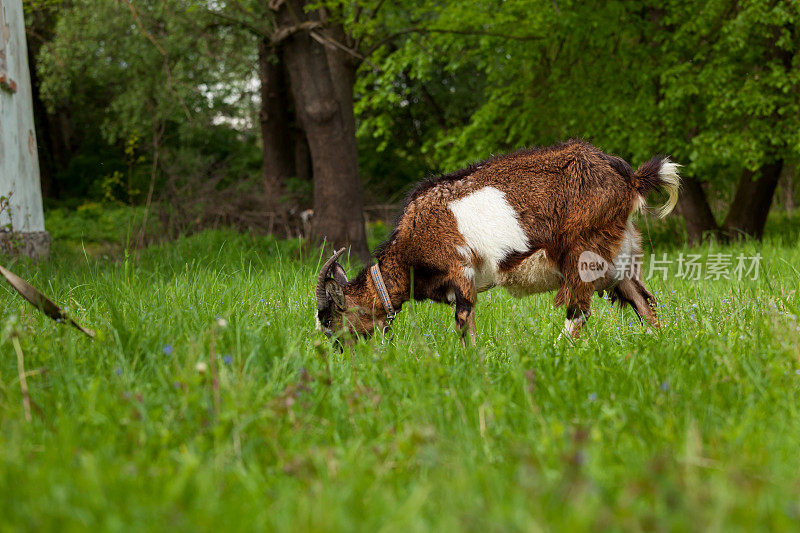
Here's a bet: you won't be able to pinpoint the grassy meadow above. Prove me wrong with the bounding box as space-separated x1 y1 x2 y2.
1 208 800 531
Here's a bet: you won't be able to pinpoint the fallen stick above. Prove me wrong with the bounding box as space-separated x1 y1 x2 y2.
0 265 94 338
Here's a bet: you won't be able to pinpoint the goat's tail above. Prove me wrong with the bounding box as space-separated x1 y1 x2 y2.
633 156 681 218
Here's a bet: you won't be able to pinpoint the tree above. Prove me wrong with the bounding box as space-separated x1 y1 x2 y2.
659 0 799 241
207 0 371 261
275 0 368 261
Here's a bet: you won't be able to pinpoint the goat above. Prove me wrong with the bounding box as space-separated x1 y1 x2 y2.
316 140 680 345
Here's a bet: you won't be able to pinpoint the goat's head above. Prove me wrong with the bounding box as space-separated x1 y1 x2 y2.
315 248 386 341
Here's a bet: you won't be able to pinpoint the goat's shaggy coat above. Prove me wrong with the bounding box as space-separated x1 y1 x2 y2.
316 140 680 344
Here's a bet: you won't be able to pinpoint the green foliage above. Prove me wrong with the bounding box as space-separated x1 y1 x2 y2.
356 0 800 194
22 0 63 13
37 0 247 143
1 220 799 528
26 0 800 221
22 0 800 239
659 1 800 174
29 0 260 203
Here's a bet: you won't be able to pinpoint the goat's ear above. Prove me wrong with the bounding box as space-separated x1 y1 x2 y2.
324 278 346 310
330 262 348 286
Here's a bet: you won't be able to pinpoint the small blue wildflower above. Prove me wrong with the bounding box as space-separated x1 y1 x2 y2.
260 299 264 303
223 355 232 365
589 393 598 402
795 369 800 376
722 299 729 304
115 367 122 376
660 381 669 391
163 344 174 356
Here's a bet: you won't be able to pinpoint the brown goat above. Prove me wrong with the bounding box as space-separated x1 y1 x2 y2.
316 140 680 345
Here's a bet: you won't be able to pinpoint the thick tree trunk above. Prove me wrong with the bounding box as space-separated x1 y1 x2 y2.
292 128 312 184
722 161 783 240
676 176 719 245
276 0 369 262
257 38 294 203
322 20 358 144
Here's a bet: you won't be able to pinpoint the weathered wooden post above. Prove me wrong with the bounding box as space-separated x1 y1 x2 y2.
0 0 49 258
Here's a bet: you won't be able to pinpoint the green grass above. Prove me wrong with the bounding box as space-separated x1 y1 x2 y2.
1 218 800 530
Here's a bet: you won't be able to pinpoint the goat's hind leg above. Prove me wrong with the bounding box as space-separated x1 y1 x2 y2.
610 277 659 328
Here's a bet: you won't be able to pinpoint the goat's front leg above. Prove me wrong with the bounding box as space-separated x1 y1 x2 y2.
451 276 477 347
561 304 591 339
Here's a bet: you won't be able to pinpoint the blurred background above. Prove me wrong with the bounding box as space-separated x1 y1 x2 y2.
11 0 800 260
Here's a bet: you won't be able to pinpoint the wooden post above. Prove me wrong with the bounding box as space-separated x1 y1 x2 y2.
0 0 49 258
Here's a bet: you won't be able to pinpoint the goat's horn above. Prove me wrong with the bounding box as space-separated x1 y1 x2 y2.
316 247 346 310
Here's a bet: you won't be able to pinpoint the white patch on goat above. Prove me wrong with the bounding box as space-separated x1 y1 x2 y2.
449 187 528 291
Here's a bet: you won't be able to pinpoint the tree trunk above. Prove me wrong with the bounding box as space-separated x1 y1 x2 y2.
321 18 358 145
676 175 719 245
257 38 294 203
292 127 312 185
276 0 369 262
722 161 783 240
